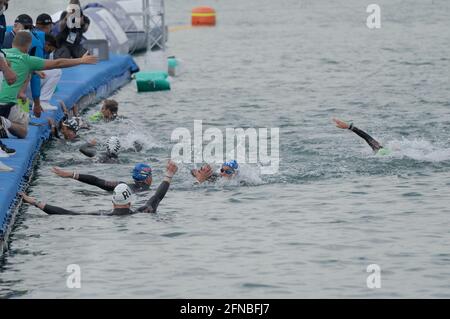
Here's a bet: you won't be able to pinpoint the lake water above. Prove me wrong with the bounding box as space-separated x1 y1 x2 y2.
1 0 450 298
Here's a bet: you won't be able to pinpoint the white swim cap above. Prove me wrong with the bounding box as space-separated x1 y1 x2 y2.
106 136 121 156
112 183 133 205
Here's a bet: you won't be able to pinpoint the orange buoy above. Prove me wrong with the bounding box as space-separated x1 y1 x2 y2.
192 7 216 26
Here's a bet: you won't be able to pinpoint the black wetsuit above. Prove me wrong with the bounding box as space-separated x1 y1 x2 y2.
79 143 119 164
42 181 170 216
349 124 383 152
76 174 150 193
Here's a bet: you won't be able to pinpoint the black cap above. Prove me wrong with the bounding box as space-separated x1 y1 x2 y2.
36 13 53 25
14 14 33 27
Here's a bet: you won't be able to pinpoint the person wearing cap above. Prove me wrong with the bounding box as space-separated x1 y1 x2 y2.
20 161 178 216
3 14 51 116
0 31 97 139
33 13 62 106
51 163 154 193
48 116 80 141
36 14 54 35
191 160 240 184
79 136 121 164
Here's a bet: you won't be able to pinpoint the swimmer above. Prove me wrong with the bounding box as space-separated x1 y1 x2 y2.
79 136 121 163
88 99 119 123
191 160 240 184
20 160 178 216
51 163 153 193
48 102 89 141
333 118 390 155
48 117 80 141
59 101 90 129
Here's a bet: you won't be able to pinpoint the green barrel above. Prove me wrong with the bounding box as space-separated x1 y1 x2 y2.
135 71 171 92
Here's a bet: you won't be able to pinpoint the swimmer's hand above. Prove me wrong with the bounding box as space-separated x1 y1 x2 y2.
88 139 97 146
333 118 350 130
59 100 69 115
19 192 35 204
192 164 213 183
165 160 179 180
81 52 98 65
52 167 73 178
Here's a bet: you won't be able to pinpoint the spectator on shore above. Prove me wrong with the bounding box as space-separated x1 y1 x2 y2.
35 14 54 35
0 31 97 139
55 0 90 59
3 14 49 116
0 0 9 49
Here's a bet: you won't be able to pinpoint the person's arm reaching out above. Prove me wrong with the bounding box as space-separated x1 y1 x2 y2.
333 118 382 152
42 52 97 70
20 193 80 215
138 161 178 214
79 140 97 158
52 167 120 192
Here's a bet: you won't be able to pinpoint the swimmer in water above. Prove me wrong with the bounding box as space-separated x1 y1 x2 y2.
20 161 178 216
48 117 80 141
51 163 153 193
333 118 391 155
79 136 121 163
48 102 89 141
88 99 119 123
191 160 240 184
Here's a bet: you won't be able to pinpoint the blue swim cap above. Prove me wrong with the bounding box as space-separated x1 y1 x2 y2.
132 163 152 181
222 160 239 172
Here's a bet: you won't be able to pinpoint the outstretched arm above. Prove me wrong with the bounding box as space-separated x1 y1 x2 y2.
42 52 97 71
20 193 80 215
52 167 120 192
333 118 383 152
138 161 178 214
79 140 97 158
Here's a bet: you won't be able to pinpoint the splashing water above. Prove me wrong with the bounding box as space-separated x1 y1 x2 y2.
386 138 450 162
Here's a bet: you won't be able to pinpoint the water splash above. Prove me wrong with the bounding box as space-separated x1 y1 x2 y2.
386 138 450 162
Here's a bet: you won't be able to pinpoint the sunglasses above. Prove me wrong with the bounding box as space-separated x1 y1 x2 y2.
140 170 152 176
221 168 235 175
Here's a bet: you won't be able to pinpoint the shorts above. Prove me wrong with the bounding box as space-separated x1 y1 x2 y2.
6 104 29 126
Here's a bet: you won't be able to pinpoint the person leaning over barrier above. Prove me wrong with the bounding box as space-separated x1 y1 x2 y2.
0 31 97 139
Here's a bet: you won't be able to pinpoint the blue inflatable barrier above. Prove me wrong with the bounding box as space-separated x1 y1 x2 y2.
0 54 139 252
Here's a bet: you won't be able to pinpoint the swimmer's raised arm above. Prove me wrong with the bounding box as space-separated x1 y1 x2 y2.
333 118 383 152
138 161 178 214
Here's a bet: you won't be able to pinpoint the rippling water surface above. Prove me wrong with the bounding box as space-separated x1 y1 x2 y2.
1 0 450 298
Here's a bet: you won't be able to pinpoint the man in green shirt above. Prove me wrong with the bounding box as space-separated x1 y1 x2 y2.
0 31 97 139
